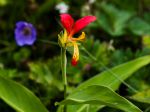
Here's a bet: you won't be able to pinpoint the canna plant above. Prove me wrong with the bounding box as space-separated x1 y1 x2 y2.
56 14 142 112
58 13 96 111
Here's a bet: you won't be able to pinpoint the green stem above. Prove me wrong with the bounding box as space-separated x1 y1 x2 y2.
61 47 67 112
38 39 58 46
86 104 90 112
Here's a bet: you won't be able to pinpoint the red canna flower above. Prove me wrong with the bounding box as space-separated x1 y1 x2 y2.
59 14 96 66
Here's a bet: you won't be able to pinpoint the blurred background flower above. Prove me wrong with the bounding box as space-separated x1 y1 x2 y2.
88 0 96 4
55 2 69 13
15 21 37 46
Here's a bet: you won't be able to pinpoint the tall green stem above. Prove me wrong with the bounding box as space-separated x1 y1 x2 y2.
61 47 67 112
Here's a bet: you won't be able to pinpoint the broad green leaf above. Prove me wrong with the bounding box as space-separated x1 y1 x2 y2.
63 105 101 112
66 55 150 112
76 55 150 91
59 85 141 112
0 75 48 112
131 89 150 104
128 18 150 35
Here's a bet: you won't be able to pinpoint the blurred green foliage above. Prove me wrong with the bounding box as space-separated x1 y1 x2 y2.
0 0 150 111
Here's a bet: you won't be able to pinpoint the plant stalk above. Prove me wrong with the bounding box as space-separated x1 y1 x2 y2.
61 47 67 112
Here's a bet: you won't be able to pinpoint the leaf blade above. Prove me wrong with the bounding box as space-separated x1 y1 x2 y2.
131 89 150 104
0 75 48 112
77 55 150 91
59 85 141 112
66 55 150 112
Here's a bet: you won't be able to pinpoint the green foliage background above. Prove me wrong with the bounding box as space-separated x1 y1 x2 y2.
0 0 150 111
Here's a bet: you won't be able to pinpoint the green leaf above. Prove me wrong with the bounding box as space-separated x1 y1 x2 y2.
131 89 150 104
76 55 150 91
0 68 17 78
59 85 141 112
29 62 53 84
0 75 48 112
28 61 63 91
142 35 150 48
97 2 132 36
66 55 150 112
128 18 150 35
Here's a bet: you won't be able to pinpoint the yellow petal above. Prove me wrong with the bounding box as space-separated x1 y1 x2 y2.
72 42 79 62
71 32 86 41
58 30 69 47
63 29 68 43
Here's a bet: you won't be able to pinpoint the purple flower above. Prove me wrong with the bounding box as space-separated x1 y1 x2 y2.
15 21 37 46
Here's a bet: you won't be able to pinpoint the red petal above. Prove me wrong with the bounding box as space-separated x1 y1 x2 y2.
60 14 74 34
71 58 78 66
72 16 96 34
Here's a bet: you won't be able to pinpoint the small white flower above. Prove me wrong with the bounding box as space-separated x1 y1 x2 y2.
88 0 96 4
55 2 69 14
